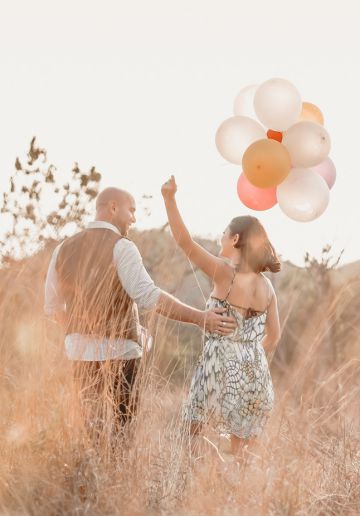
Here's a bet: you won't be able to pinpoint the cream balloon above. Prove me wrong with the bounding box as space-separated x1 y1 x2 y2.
233 84 259 120
254 78 302 131
283 121 331 167
215 116 266 165
277 168 330 222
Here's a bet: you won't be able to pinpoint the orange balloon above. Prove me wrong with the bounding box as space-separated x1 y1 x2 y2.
299 102 324 125
242 139 291 188
267 129 283 142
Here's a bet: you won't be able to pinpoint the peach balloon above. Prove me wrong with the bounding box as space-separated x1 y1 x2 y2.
300 102 324 125
312 157 336 189
242 139 291 188
237 173 277 210
267 129 283 142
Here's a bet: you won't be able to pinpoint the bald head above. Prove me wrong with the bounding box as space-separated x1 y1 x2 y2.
95 187 136 236
96 187 131 210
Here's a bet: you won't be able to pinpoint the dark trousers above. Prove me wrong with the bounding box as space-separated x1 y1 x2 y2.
72 358 140 438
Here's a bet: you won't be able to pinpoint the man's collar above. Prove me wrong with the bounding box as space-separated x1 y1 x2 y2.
87 220 121 236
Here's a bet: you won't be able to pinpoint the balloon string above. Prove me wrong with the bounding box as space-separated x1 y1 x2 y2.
187 257 207 304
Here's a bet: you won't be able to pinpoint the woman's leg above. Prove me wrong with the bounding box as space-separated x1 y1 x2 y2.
190 422 202 436
230 434 255 458
189 421 204 457
189 423 225 461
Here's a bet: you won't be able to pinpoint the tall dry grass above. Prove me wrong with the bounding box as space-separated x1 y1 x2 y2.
0 247 359 515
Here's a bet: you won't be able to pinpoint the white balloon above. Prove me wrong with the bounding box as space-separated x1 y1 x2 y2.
254 78 302 131
233 84 259 120
215 116 266 165
282 121 331 167
277 168 330 222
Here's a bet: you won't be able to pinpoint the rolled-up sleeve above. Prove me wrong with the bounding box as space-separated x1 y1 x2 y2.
113 239 162 310
44 243 66 315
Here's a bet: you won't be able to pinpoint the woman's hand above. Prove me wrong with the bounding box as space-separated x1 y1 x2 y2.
160 172 228 282
161 175 177 201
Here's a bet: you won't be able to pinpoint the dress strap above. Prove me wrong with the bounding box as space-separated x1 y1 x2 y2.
224 268 237 302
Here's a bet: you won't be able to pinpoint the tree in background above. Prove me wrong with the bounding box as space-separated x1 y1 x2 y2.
0 137 102 265
304 244 343 295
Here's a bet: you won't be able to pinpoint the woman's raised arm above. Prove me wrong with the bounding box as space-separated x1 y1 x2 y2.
161 176 230 282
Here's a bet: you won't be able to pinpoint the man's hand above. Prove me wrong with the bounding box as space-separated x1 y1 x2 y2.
155 292 237 335
161 175 177 201
201 308 237 336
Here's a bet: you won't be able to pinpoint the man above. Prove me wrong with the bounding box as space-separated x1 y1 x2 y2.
44 187 236 437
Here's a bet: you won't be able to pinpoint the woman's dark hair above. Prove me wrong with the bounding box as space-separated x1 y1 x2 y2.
228 216 281 273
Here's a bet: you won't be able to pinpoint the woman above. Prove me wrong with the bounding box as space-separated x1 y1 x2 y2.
161 176 281 457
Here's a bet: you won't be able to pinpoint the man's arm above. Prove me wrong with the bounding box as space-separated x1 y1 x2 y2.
155 292 236 335
44 243 66 326
113 239 236 335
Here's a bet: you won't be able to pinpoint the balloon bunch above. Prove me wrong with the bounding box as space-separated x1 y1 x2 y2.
215 78 336 222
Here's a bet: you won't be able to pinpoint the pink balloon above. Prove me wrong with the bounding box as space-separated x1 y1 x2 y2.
311 157 336 189
237 173 277 211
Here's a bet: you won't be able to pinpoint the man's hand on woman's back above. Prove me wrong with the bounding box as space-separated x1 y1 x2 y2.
155 292 236 336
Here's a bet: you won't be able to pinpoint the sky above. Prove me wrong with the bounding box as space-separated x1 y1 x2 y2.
0 0 359 267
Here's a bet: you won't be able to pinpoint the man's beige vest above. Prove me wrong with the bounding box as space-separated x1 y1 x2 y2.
56 228 140 343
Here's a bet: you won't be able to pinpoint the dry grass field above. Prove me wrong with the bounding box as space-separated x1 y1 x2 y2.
0 232 359 515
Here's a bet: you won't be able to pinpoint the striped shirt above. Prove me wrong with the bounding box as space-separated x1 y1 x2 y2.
44 221 162 361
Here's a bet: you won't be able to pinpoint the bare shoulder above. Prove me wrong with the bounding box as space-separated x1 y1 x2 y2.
218 258 236 278
260 272 276 297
